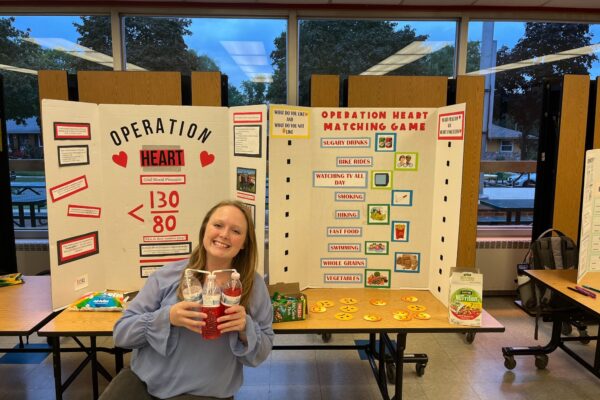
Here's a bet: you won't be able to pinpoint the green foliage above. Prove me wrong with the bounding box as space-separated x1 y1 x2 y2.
493 22 597 160
75 16 219 73
296 21 425 105
267 31 287 104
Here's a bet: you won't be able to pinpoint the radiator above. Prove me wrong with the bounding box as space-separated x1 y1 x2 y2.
15 240 50 275
476 239 530 294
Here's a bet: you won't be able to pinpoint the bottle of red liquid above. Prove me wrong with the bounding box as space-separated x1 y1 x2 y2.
221 271 242 309
201 274 222 340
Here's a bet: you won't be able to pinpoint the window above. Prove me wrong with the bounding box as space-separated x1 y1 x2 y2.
3 15 112 234
500 140 513 153
468 21 600 229
122 17 287 105
297 19 457 106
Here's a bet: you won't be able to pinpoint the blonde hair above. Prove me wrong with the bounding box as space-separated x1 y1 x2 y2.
176 200 258 310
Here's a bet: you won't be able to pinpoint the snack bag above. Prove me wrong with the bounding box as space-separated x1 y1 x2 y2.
271 291 307 322
0 273 24 287
448 269 483 326
67 290 126 311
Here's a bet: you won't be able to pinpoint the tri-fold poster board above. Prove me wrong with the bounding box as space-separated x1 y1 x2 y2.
42 99 466 309
577 148 600 284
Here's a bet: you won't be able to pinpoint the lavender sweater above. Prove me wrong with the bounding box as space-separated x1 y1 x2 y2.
113 260 274 399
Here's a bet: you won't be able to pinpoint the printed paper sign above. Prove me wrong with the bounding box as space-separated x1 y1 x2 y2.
438 111 465 140
49 175 89 202
57 231 99 265
336 156 373 167
54 122 91 140
139 242 192 257
67 204 101 218
335 209 360 219
313 171 367 188
57 145 90 166
143 234 189 242
140 174 186 185
270 105 310 138
327 227 362 237
335 192 366 202
327 243 361 252
140 148 185 167
140 265 163 278
324 274 363 284
234 125 262 157
233 111 262 124
320 138 370 148
320 258 367 268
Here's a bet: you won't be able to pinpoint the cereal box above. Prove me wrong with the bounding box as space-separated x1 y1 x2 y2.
448 269 483 326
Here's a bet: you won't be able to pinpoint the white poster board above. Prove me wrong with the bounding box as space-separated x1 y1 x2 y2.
42 100 267 309
268 104 466 304
577 148 600 283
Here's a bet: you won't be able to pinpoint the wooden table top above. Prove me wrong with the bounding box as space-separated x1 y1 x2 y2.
38 309 122 336
273 288 504 333
0 276 55 335
525 269 600 316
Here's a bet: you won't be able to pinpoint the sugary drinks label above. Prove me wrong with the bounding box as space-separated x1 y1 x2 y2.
222 292 241 306
203 294 221 307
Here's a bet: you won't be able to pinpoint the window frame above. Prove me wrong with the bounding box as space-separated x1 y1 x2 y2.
6 8 600 241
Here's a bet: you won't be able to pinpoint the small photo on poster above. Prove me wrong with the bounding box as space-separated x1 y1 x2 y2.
241 202 256 223
365 241 389 255
365 269 391 288
395 252 420 273
391 221 410 242
237 167 256 194
375 132 396 152
394 152 419 171
391 190 413 206
367 204 390 225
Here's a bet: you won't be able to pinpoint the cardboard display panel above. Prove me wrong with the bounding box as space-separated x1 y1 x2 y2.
269 104 465 305
42 100 267 309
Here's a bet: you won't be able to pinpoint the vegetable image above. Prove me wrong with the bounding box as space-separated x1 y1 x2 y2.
367 271 388 286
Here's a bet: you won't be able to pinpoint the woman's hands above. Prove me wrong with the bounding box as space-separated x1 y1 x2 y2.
169 301 206 334
169 302 247 342
218 305 248 344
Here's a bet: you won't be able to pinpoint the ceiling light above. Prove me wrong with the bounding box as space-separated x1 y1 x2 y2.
468 43 600 76
361 41 451 76
0 64 38 75
24 37 146 70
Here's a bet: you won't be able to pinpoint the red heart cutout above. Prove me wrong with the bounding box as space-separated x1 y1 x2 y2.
200 151 215 167
112 151 128 168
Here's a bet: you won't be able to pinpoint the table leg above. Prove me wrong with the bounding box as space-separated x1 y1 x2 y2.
18 205 25 227
50 336 63 400
91 336 99 399
115 347 124 373
29 204 36 227
394 333 407 400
